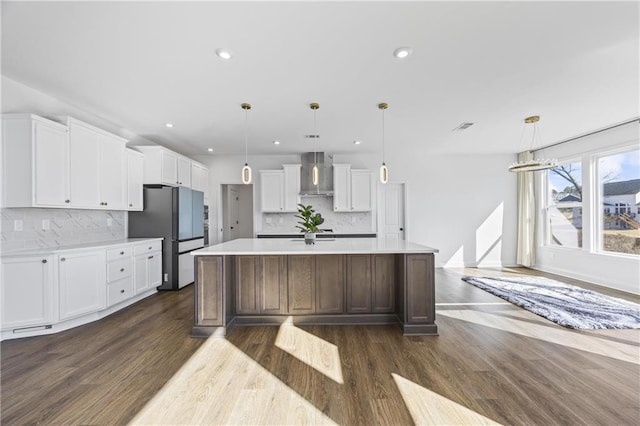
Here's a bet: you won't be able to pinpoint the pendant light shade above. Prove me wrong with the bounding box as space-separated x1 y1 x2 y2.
378 102 389 184
241 103 252 184
310 103 320 187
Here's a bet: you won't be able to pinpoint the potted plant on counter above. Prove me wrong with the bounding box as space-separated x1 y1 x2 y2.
295 203 324 245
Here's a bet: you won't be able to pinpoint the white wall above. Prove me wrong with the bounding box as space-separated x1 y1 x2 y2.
196 151 519 267
534 121 640 294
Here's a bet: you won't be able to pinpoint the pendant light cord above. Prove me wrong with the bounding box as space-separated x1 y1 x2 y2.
381 107 386 163
244 107 248 164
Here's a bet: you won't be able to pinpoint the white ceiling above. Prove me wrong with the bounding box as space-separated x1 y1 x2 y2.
1 1 638 157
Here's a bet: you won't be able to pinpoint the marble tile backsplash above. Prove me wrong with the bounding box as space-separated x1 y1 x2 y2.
261 196 373 234
0 208 125 253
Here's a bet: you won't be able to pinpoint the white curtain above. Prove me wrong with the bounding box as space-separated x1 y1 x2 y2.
516 151 536 266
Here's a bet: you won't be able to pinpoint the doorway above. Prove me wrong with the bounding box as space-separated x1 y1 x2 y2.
221 184 254 242
378 182 407 243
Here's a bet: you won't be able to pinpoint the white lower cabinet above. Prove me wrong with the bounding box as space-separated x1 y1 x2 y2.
1 239 162 340
1 256 53 331
58 250 106 321
133 246 162 294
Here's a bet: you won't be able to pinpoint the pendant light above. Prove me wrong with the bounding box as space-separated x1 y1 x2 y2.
310 102 320 187
378 102 389 184
508 115 558 172
241 102 252 184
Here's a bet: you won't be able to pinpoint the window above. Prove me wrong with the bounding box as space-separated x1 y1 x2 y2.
546 161 582 248
598 148 640 256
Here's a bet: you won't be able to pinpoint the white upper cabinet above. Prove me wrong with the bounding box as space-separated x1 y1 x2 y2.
137 146 196 187
191 161 209 204
260 165 301 213
64 118 126 210
126 149 144 211
282 165 301 212
177 156 191 187
2 114 70 208
333 164 351 212
260 170 284 212
333 164 373 212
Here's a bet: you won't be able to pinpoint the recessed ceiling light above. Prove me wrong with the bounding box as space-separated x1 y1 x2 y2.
353 140 361 145
215 48 233 60
273 140 280 145
393 47 413 59
165 123 174 128
207 148 214 152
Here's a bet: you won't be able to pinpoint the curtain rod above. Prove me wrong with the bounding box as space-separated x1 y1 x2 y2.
533 117 640 153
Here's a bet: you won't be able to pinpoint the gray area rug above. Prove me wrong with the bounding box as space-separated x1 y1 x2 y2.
461 275 640 329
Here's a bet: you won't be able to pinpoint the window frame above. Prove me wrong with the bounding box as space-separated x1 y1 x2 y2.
543 158 584 249
593 145 640 258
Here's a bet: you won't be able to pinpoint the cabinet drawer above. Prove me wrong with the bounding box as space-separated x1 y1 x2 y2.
107 277 134 307
107 246 132 261
107 258 132 283
134 240 162 256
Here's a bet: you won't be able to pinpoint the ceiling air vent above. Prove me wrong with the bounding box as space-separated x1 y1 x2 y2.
452 122 474 131
305 134 320 139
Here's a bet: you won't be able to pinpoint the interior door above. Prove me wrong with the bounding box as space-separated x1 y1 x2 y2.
379 183 406 244
229 188 240 241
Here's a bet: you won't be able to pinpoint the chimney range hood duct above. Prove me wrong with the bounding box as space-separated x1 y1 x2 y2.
300 152 333 195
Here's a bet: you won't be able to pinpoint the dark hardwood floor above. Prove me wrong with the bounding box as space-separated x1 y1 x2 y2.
2 267 639 425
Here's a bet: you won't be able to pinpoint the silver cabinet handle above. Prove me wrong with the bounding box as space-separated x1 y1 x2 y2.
65 199 70 203
120 251 124 255
60 258 66 262
120 268 125 272
129 204 133 207
120 289 125 294
148 246 152 250
42 259 47 264
148 255 154 259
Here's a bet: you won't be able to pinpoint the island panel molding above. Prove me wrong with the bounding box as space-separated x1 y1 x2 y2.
192 238 438 336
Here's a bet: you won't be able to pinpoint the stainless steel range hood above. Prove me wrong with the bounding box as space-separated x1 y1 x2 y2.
300 152 333 196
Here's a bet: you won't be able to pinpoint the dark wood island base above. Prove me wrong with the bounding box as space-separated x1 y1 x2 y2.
193 253 437 337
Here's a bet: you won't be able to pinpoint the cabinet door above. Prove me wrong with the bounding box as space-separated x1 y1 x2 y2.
405 254 435 324
177 157 191 187
148 252 162 288
260 171 284 212
316 255 345 313
282 165 301 212
34 121 69 207
133 255 149 294
58 251 106 321
350 170 373 211
372 255 395 313
287 255 315 314
161 150 178 185
127 150 144 210
191 163 208 193
261 256 287 314
1 256 53 330
100 134 125 209
333 165 350 212
346 255 371 313
236 256 260 314
68 122 101 208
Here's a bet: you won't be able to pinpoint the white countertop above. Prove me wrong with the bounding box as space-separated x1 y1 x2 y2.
1 238 163 258
192 238 438 256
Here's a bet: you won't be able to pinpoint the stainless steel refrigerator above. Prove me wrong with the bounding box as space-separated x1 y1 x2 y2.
128 185 205 290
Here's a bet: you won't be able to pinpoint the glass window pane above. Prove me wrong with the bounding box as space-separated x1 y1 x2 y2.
549 206 583 248
548 161 582 203
599 149 640 256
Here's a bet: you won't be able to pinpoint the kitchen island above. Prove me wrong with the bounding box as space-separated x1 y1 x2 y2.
191 238 439 336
